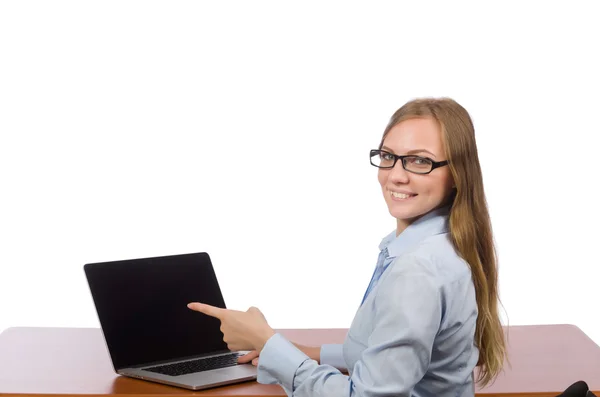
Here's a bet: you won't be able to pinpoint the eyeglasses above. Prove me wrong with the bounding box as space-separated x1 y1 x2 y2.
370 149 449 174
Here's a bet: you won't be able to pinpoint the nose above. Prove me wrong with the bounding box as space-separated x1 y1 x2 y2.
387 161 410 183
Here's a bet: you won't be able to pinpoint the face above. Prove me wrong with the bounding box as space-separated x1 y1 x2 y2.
378 117 454 235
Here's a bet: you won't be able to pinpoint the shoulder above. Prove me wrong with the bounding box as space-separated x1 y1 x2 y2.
388 233 472 288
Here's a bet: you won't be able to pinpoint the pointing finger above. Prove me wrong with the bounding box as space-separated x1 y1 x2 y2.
187 302 224 319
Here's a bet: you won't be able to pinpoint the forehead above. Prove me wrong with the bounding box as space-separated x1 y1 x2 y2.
382 117 444 155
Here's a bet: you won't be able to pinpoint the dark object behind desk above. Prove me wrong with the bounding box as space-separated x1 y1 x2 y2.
556 380 597 397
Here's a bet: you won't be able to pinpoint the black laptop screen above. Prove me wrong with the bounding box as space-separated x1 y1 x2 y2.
84 252 229 370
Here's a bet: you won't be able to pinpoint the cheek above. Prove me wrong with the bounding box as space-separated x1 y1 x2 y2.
429 173 453 197
377 170 387 187
418 175 450 197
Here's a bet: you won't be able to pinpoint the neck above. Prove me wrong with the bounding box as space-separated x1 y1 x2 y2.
396 206 449 237
396 218 413 237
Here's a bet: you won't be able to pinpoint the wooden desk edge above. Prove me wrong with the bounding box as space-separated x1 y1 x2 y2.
2 324 599 397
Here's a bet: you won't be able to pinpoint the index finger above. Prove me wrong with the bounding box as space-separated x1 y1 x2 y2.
187 302 224 319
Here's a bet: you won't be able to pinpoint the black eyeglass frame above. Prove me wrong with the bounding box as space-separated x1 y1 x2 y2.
369 149 449 175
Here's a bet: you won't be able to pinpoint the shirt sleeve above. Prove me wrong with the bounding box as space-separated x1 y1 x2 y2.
257 260 443 397
320 344 347 371
257 334 348 396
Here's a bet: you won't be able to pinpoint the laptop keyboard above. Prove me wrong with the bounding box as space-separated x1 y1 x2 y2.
145 352 243 376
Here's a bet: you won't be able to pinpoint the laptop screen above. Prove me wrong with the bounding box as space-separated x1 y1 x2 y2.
84 252 230 370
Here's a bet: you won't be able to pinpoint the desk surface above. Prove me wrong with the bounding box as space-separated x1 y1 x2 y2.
0 325 599 397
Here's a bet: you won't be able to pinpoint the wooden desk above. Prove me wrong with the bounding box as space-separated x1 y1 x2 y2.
1 325 599 396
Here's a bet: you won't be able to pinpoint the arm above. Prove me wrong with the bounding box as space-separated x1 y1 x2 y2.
295 342 348 371
239 342 323 366
257 262 442 397
319 344 347 371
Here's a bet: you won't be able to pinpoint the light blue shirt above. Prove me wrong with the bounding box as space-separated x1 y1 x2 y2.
257 206 479 397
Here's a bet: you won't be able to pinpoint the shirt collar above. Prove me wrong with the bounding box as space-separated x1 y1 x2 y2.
379 205 450 258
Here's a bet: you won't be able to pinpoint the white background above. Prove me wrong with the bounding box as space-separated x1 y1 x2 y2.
1 1 599 346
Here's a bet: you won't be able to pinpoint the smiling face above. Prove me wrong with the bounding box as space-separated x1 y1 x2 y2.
378 117 455 235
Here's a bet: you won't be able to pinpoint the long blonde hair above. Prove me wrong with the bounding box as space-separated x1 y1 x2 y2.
379 97 506 386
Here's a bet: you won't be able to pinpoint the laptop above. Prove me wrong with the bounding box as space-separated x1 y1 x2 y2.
83 252 257 390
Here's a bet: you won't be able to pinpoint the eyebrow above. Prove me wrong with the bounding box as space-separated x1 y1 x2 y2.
381 145 437 158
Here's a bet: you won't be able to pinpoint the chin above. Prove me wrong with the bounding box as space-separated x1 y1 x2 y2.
390 211 424 223
387 201 432 222
388 207 423 221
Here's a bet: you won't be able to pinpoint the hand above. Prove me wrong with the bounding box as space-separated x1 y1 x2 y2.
187 302 276 352
238 350 260 366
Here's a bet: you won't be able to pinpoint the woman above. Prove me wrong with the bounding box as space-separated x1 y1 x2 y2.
188 97 506 396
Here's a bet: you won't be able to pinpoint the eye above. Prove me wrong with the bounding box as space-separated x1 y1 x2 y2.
413 157 430 165
404 156 433 171
382 152 395 161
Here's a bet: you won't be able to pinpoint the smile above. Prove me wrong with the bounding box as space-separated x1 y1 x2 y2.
390 191 417 200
